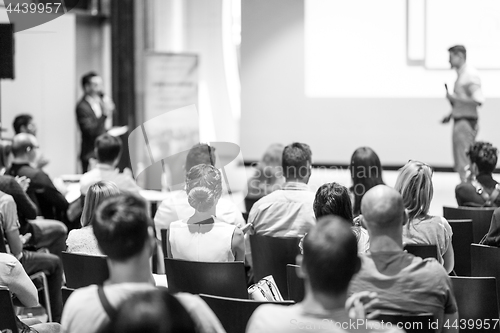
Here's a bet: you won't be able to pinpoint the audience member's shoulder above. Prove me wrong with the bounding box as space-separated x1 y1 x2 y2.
455 181 474 193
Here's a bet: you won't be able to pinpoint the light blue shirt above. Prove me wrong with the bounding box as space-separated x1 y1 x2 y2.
248 182 316 237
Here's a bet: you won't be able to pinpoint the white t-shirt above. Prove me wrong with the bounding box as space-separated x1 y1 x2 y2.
61 282 225 333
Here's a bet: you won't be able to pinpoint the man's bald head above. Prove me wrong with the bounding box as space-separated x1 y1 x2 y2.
361 185 407 235
12 133 38 158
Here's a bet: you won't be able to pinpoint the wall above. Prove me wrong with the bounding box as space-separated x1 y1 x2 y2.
240 0 500 168
0 9 76 177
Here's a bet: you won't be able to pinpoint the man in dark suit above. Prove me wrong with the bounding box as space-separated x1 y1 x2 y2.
76 72 114 172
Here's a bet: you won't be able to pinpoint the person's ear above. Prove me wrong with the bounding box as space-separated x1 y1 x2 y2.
402 209 409 226
296 254 307 278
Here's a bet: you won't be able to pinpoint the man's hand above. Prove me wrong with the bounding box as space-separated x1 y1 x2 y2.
346 291 380 320
15 176 30 192
102 94 115 118
442 113 452 124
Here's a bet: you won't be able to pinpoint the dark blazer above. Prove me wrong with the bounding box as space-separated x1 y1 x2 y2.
76 96 107 164
7 163 69 222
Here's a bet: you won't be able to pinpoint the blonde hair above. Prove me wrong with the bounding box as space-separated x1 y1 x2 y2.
81 181 120 227
186 164 222 212
394 161 433 220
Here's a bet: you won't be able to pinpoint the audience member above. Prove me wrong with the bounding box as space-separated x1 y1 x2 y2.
350 147 384 217
248 142 315 236
66 181 120 255
349 185 458 333
2 135 67 257
61 193 225 333
395 160 454 272
0 252 62 333
154 143 245 237
76 72 114 172
313 182 369 253
0 190 63 322
110 288 196 333
7 134 69 225
246 143 285 204
455 141 499 207
12 114 49 169
168 164 245 262
480 207 500 246
247 216 402 333
79 134 140 196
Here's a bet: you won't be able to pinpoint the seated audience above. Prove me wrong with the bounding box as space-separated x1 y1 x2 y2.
7 133 69 225
248 142 315 236
395 160 455 273
154 143 245 237
12 114 49 169
0 141 66 257
79 133 141 196
66 181 120 255
480 207 500 246
246 143 285 206
313 182 369 253
0 190 63 323
110 288 196 333
247 216 403 333
455 141 499 207
61 193 225 333
349 185 458 333
167 164 245 262
350 147 384 218
0 252 62 333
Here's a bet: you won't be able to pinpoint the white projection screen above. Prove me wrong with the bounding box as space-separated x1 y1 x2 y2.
240 0 500 167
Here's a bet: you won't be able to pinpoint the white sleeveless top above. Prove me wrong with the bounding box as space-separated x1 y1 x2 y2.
169 217 236 262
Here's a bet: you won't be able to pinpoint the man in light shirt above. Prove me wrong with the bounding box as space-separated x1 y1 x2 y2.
153 143 245 238
442 45 485 182
248 142 315 237
79 133 141 196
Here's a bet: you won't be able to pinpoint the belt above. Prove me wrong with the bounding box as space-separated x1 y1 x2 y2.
454 117 478 122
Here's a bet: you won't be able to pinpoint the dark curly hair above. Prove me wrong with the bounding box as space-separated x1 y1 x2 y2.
467 141 498 175
313 182 353 222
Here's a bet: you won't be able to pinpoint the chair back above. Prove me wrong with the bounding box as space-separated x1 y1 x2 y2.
250 234 301 300
286 264 304 302
374 313 434 333
0 287 18 332
164 258 248 299
61 251 109 289
404 244 438 260
443 206 496 243
448 219 473 276
61 286 75 307
200 293 293 333
471 243 500 309
451 276 500 332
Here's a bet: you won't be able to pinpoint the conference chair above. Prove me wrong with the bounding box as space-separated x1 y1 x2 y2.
451 276 500 332
471 243 500 309
443 206 496 243
404 244 438 260
61 251 109 289
200 293 293 333
286 264 305 302
164 258 248 299
0 287 18 333
249 234 301 300
373 313 434 333
0 225 52 321
448 219 473 276
61 286 75 307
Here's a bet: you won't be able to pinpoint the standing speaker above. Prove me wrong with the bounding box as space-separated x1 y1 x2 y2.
0 24 14 79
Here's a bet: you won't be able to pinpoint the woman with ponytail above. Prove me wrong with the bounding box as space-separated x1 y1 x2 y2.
394 160 455 273
167 164 245 262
